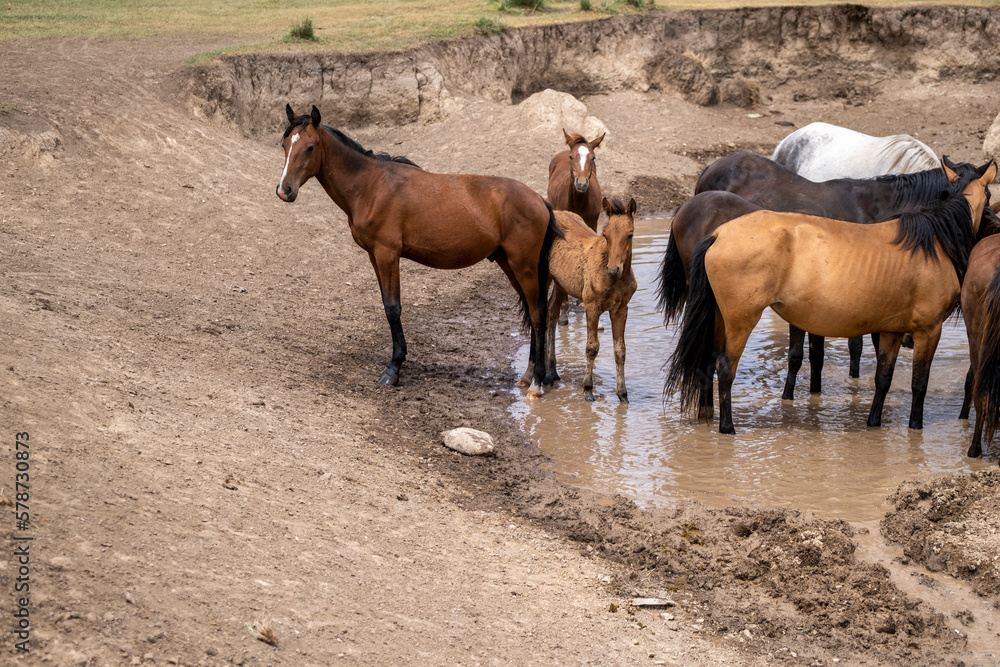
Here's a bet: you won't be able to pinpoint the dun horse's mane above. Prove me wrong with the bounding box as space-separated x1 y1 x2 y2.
283 115 421 168
893 169 979 283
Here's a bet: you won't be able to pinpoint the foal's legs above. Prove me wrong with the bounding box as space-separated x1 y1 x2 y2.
368 249 407 386
544 284 567 385
582 301 602 402
782 325 805 400
610 302 629 403
866 332 903 427
908 327 944 430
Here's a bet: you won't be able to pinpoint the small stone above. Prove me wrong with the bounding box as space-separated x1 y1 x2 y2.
659 612 675 621
632 597 676 608
441 428 495 456
49 556 73 570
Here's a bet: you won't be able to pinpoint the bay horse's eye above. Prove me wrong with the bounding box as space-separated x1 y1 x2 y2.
305 144 315 153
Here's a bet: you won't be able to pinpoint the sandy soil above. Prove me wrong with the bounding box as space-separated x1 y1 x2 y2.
1 31 999 667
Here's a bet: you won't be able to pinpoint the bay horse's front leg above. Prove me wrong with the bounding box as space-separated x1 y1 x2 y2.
610 303 629 403
866 332 903 427
908 327 943 430
368 249 406 386
782 325 805 400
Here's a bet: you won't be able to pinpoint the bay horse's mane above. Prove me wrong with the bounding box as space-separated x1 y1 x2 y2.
283 114 421 168
872 163 976 213
893 168 979 283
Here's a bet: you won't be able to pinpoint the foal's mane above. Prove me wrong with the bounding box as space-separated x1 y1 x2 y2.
893 168 979 283
565 133 589 148
605 196 630 216
283 114 421 168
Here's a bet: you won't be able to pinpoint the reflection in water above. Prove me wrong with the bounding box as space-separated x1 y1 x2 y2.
512 217 989 522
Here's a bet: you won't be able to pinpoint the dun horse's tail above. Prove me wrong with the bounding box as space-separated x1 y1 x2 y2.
657 228 688 325
665 235 718 414
972 264 1000 448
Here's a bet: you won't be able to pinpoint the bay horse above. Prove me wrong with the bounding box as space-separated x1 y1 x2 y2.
772 121 940 182
276 105 562 397
548 130 605 326
520 198 637 402
689 152 995 400
666 160 995 435
959 228 1000 462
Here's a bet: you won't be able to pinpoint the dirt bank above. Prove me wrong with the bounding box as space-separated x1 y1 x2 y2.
2 8 999 667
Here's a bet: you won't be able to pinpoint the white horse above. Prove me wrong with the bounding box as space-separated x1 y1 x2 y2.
772 121 940 182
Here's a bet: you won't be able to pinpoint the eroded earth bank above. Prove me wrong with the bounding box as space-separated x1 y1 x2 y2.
2 6 1000 666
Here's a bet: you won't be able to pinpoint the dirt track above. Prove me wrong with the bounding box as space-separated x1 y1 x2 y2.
2 13 1000 667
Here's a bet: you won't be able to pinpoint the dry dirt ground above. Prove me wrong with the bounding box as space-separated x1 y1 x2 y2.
1 31 999 667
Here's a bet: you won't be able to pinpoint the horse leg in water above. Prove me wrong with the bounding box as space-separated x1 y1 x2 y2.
782 326 806 400
808 333 825 394
866 332 904 427
495 251 546 397
697 317 724 422
582 300 602 401
609 302 629 403
544 283 567 385
368 248 407 386
848 336 863 378
717 313 762 434
908 327 944 430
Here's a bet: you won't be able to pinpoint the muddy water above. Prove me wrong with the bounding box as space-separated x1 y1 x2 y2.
512 217 992 522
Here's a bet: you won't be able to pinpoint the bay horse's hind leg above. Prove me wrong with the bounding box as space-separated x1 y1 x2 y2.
866 332 903 427
494 251 546 397
782 325 805 400
960 365 974 420
368 249 407 386
808 333 824 394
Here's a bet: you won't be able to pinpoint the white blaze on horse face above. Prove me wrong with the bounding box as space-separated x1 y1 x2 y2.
280 132 301 191
577 146 590 173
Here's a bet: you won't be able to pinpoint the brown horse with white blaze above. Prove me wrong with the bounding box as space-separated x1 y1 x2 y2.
276 104 562 397
666 160 996 434
520 197 637 402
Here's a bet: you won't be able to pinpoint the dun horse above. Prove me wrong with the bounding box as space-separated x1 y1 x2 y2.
960 227 1000 462
548 130 605 326
684 152 994 399
520 197 637 402
276 105 562 397
666 160 996 434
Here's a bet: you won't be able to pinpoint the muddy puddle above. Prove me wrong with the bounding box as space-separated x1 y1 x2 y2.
513 217 993 522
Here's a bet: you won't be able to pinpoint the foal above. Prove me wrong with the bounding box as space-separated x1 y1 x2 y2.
522 197 637 402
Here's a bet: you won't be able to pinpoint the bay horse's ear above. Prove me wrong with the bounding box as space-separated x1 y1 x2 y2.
980 161 997 186
563 128 573 147
627 197 637 218
310 105 322 127
602 197 612 217
286 103 296 124
591 133 606 150
942 155 959 184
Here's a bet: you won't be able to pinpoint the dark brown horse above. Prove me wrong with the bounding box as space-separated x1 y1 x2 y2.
520 198 637 402
548 130 605 326
960 228 1000 462
276 105 562 397
667 160 995 434
676 152 997 401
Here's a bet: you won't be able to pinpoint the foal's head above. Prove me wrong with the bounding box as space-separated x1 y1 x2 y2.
601 196 636 280
563 129 605 194
276 104 325 202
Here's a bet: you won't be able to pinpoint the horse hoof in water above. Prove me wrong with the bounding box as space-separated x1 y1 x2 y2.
585 390 596 402
618 393 629 404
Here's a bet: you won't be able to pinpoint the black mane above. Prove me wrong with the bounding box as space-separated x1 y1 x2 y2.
893 169 979 283
283 114 420 168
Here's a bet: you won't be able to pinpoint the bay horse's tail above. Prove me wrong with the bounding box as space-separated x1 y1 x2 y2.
657 227 688 325
972 264 1000 449
665 234 718 414
518 202 563 332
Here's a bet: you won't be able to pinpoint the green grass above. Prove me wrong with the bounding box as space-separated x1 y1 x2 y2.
285 16 318 42
2 0 996 60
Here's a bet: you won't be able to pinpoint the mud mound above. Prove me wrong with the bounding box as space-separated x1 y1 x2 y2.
882 470 1000 599
183 5 1000 135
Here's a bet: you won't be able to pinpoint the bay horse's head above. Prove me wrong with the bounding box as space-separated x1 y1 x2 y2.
277 104 325 203
942 155 997 236
601 196 636 280
563 129 605 194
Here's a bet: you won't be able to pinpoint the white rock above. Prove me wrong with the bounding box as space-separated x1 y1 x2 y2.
518 89 610 147
985 111 1000 162
441 428 495 456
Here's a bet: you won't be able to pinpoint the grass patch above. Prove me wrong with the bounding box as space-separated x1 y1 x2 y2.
285 17 318 42
473 16 508 35
0 101 17 113
499 0 546 11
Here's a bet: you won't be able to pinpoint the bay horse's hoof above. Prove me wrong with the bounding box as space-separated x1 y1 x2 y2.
558 317 569 326
524 380 544 400
967 442 982 458
719 424 736 435
378 370 399 386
